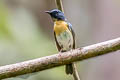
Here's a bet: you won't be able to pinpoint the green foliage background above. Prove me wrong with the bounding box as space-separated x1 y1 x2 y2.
0 1 70 80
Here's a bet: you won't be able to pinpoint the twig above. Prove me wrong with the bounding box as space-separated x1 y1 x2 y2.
73 63 80 80
0 38 120 79
55 0 64 12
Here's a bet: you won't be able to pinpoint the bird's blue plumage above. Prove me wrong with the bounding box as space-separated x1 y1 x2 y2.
46 9 66 20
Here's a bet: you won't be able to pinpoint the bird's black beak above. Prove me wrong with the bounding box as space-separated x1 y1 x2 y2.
45 11 51 14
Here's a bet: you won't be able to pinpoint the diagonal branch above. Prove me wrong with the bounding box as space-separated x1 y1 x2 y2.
0 38 120 79
55 0 64 12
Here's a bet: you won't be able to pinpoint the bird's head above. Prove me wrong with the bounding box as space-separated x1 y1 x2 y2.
45 9 66 21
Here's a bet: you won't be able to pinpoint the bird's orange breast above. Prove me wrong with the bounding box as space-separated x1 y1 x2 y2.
54 20 68 36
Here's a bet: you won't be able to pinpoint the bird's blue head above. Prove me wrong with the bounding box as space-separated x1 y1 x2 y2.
45 9 66 21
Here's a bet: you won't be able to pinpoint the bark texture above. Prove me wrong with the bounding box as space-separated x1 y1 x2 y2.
0 38 120 79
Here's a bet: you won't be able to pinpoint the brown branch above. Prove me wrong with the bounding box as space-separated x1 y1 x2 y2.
0 38 120 79
73 63 81 80
55 0 64 12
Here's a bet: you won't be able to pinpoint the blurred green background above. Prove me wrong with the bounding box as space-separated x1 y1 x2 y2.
0 0 120 80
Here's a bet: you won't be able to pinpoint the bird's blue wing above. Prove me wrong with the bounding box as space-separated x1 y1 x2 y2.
67 22 75 49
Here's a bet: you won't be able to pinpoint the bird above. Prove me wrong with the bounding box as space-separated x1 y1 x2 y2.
45 9 75 75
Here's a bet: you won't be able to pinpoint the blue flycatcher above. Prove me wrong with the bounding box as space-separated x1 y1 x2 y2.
46 9 75 75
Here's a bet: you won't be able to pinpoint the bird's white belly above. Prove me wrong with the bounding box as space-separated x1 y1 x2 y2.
56 29 73 51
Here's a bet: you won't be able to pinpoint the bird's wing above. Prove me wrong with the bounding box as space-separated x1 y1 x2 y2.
54 31 61 51
67 22 75 49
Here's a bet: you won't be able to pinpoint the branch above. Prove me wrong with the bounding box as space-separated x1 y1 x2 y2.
73 63 81 80
55 0 64 12
0 38 120 79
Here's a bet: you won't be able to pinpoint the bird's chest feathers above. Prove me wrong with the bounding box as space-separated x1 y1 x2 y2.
54 21 68 35
56 30 73 51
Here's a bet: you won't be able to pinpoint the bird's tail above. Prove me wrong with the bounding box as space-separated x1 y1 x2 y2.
66 63 81 80
65 63 73 75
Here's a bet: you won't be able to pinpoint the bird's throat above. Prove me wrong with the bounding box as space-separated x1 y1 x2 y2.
54 20 68 36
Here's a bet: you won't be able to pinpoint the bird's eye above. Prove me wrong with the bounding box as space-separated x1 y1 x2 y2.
56 13 58 16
